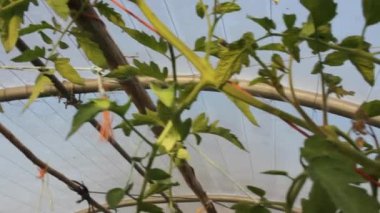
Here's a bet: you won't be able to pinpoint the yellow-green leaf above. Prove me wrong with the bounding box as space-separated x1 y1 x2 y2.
74 32 108 68
214 2 240 14
157 121 179 152
23 74 52 111
2 15 22 52
54 58 84 85
227 95 258 126
191 113 246 150
196 0 207 18
150 83 175 108
176 148 189 160
46 0 69 20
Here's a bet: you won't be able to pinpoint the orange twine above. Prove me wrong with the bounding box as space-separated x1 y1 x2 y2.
99 111 113 141
37 166 48 180
195 207 206 213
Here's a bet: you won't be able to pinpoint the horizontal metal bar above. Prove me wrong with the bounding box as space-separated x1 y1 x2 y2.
75 194 301 213
0 76 377 127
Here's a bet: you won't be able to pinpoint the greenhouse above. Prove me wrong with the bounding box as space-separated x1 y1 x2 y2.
0 0 380 212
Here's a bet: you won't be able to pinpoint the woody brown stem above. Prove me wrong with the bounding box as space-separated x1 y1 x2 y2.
0 123 110 213
67 1 216 212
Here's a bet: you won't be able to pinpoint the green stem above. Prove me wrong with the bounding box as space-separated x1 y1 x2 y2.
287 57 322 134
168 156 175 213
137 145 160 212
314 29 329 126
178 79 208 113
221 80 310 131
334 128 360 151
330 139 380 176
270 33 380 65
135 0 214 77
122 118 154 147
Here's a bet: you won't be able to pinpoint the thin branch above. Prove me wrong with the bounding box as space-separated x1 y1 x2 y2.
0 123 110 213
15 38 179 210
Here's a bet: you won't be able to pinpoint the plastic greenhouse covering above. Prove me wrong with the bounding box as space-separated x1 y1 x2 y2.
0 0 380 212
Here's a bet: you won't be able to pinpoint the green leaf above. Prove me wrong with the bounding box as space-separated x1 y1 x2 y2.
144 182 178 198
214 2 241 14
286 172 307 212
67 99 112 138
357 100 380 119
324 51 348 66
38 31 52 44
247 185 266 197
114 122 132 136
248 16 276 32
339 36 374 85
306 24 336 53
283 14 296 29
282 28 301 62
258 43 287 53
196 0 207 18
124 27 168 54
311 62 323 74
271 54 285 71
134 60 168 80
19 21 54 36
132 110 165 127
194 36 222 57
362 0 380 26
261 170 289 177
300 17 315 37
11 46 45 62
301 136 380 213
95 1 125 28
300 0 337 27
73 30 108 68
46 0 69 20
192 113 245 150
0 0 29 18
232 203 270 213
147 168 171 181
54 58 84 85
215 33 255 85
227 95 258 126
348 51 374 86
108 61 168 81
341 36 370 49
302 183 337 213
23 74 51 111
150 83 175 108
138 203 163 213
58 41 69 49
106 188 125 209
